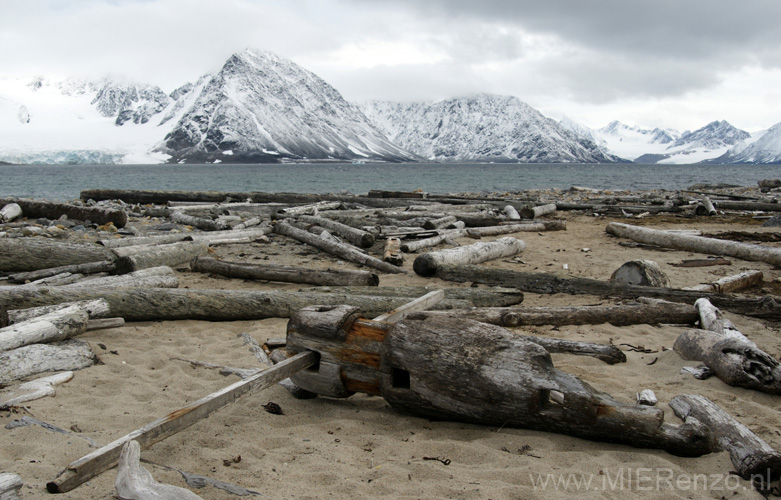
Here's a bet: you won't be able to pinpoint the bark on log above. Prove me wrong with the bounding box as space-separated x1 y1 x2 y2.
115 440 204 500
686 270 763 293
113 241 208 274
0 203 22 223
0 238 117 272
7 260 117 284
294 215 375 248
413 301 697 327
413 237 526 276
383 238 404 266
0 306 91 352
0 288 472 322
191 256 379 286
296 286 524 307
399 230 468 253
275 220 405 274
0 340 97 384
0 473 23 500
669 394 781 486
610 260 671 287
606 222 781 267
431 264 781 319
0 198 128 228
673 298 781 394
47 352 316 494
8 299 111 324
519 203 557 219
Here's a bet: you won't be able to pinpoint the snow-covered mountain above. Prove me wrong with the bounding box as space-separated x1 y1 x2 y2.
711 122 781 164
591 121 680 163
361 95 624 163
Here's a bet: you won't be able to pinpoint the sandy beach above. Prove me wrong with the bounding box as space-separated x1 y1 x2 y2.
2 192 781 500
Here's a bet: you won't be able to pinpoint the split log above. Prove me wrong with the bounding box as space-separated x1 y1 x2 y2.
0 197 128 228
399 229 468 253
0 203 22 223
297 286 525 307
112 241 208 274
0 340 97 384
0 238 117 272
413 300 697 327
519 203 557 219
168 211 228 231
286 307 710 456
695 197 717 216
275 220 405 274
383 238 404 266
7 299 111 324
0 371 73 409
610 260 670 287
191 256 379 286
686 270 763 293
47 351 317 493
413 237 525 276
115 440 203 500
0 473 23 500
669 394 781 487
7 260 117 284
606 222 781 267
0 288 473 322
673 298 781 394
0 306 91 351
294 215 375 248
431 264 781 320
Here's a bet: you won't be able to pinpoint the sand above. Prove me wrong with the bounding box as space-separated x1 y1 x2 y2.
2 209 781 499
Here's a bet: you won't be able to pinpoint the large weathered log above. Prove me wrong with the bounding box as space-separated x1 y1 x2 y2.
0 238 117 272
413 237 526 276
713 200 781 212
47 352 316 494
673 298 781 394
97 233 192 248
0 340 97 384
8 299 111 324
413 301 697 327
115 440 203 500
606 222 781 267
286 307 710 456
670 394 781 487
280 201 344 216
399 229 468 253
431 264 781 319
296 286 525 307
191 256 379 286
112 241 208 274
466 223 558 238
294 214 375 248
0 288 472 322
275 220 405 274
609 260 670 287
686 270 763 293
519 203 557 219
168 211 228 231
0 306 91 352
0 197 128 228
7 260 117 284
0 203 22 223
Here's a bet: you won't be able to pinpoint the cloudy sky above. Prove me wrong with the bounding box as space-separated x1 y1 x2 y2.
3 0 780 132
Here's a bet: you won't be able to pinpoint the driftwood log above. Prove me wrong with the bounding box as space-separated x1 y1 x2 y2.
0 288 473 322
0 340 97 384
695 197 717 216
0 473 23 500
275 220 405 274
413 300 698 327
191 256 379 286
294 215 375 248
0 305 92 352
686 270 763 293
286 306 710 456
112 241 208 274
519 203 557 219
413 237 525 276
48 352 316 493
431 264 781 320
610 260 671 287
8 299 111 324
606 222 781 267
296 286 524 307
399 229 468 253
0 197 128 228
383 238 404 266
0 203 22 223
673 298 781 394
0 238 117 272
168 210 229 231
466 222 561 238
115 441 203 500
7 260 117 284
670 394 781 488
0 371 74 409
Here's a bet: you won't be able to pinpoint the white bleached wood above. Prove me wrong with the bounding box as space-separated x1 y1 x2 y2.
0 371 73 408
0 306 91 351
0 340 97 384
0 473 23 500
0 203 22 223
8 299 110 324
685 270 763 293
413 237 526 276
115 440 203 500
373 290 445 323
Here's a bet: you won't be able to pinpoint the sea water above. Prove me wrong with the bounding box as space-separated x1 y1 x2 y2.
0 162 778 201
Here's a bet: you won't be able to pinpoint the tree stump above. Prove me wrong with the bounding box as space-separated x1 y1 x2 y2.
610 260 671 287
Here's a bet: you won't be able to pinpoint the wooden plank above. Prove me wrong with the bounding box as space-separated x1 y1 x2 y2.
46 351 317 493
373 290 445 323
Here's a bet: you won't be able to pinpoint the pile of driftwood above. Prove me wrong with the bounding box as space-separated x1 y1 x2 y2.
2 182 781 498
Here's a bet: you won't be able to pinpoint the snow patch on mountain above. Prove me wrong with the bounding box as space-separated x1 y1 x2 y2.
713 122 781 163
362 95 622 163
